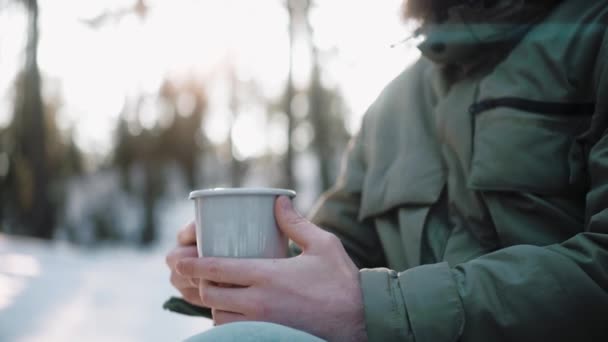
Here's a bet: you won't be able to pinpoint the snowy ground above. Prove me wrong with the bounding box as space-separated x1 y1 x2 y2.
0 200 213 342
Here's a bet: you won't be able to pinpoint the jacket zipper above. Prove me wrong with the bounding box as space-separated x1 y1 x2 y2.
468 97 596 116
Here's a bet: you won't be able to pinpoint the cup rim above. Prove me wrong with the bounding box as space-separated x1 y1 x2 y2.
189 187 296 199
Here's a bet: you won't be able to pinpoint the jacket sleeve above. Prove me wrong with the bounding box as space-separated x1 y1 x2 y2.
358 41 608 342
307 112 387 269
361 143 608 342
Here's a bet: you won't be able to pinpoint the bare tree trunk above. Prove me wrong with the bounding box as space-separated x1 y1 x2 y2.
308 56 332 191
14 0 55 239
283 0 298 189
140 164 158 246
228 68 246 187
302 1 333 191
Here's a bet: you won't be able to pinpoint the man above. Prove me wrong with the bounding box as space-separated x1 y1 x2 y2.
165 0 608 340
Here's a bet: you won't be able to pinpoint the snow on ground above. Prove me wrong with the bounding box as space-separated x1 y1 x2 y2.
0 199 212 342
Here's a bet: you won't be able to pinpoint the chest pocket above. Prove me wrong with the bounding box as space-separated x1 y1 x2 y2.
468 98 594 195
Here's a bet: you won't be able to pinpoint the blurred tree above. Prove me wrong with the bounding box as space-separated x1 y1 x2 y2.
0 0 83 238
283 0 349 192
82 1 210 245
9 0 54 238
303 4 349 191
158 79 207 189
227 67 250 187
308 53 349 191
114 78 208 246
281 0 306 189
81 0 148 28
0 0 351 243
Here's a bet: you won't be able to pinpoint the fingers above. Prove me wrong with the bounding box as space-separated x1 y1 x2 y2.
177 257 275 286
166 245 198 269
170 270 199 289
180 287 205 307
274 196 325 251
212 308 247 326
198 281 258 314
167 245 199 293
178 222 196 246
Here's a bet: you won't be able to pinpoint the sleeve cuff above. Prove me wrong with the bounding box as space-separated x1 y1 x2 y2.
359 268 413 342
360 263 464 342
401 262 465 342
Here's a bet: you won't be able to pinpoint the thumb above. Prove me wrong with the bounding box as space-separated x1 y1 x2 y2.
275 196 320 251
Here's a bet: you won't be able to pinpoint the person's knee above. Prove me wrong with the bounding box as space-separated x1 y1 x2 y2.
184 321 324 342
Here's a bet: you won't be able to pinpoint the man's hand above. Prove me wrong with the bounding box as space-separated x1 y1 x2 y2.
166 222 205 307
176 196 368 342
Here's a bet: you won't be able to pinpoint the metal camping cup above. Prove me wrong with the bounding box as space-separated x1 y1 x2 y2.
189 188 296 258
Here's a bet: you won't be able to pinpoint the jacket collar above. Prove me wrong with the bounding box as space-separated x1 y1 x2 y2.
416 0 551 66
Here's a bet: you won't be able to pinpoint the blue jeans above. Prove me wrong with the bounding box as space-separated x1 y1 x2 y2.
184 322 325 342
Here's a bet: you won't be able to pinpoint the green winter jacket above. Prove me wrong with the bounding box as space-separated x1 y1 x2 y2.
309 1 608 341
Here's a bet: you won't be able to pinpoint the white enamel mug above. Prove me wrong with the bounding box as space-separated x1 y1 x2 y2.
189 188 296 258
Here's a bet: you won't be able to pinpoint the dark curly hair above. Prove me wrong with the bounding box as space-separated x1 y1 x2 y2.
401 0 562 23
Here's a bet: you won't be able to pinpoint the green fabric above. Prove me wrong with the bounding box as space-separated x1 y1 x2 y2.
309 1 608 341
184 322 325 342
401 263 464 342
163 297 212 318
359 268 412 340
